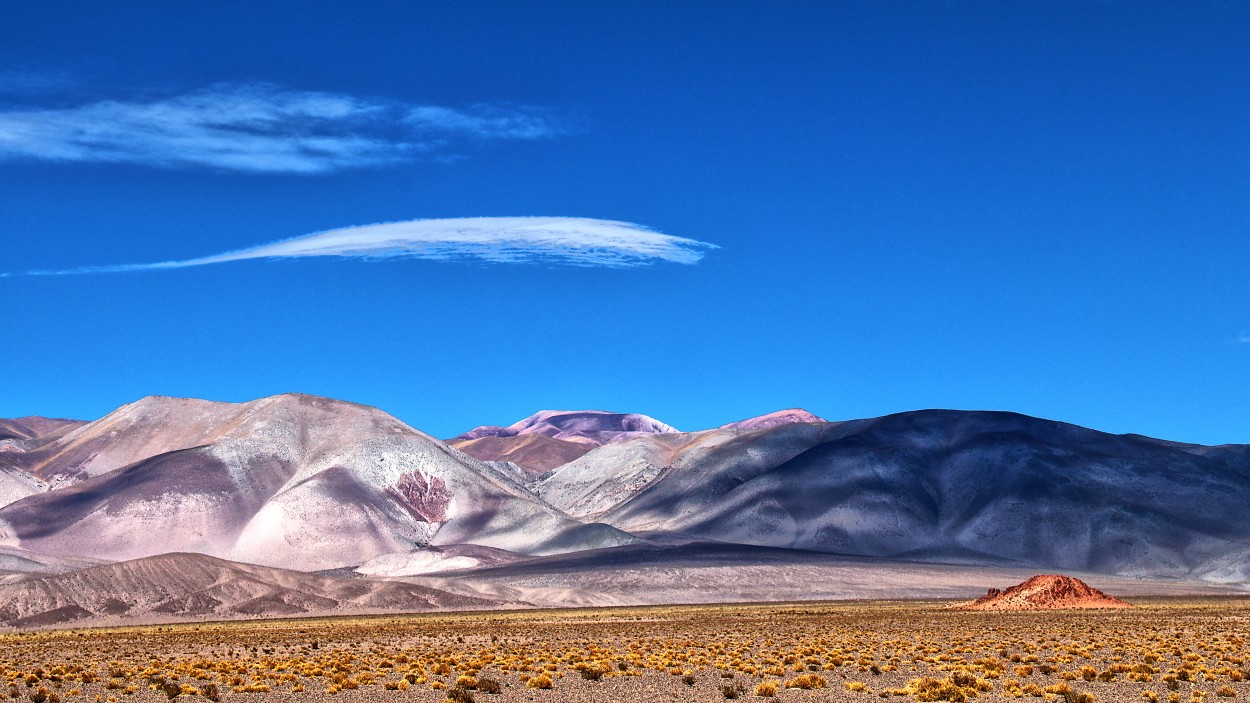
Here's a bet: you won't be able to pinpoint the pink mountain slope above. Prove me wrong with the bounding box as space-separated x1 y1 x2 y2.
0 394 634 571
720 408 826 431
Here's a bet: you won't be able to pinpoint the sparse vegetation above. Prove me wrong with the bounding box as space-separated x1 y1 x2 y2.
0 599 1244 702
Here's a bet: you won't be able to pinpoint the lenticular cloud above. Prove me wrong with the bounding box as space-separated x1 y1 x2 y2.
19 217 716 275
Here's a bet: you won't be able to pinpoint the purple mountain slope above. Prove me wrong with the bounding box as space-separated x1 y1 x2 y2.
538 410 1250 582
3 396 1249 596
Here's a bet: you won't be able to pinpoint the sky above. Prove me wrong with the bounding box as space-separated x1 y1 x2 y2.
1 2 1247 444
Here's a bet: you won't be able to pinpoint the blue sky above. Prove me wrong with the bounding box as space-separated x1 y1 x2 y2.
2 2 1247 444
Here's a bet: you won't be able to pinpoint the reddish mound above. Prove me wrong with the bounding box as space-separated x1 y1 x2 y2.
956 574 1132 610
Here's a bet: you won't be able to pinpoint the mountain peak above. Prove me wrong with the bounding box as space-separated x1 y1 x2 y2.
721 408 826 431
456 409 677 445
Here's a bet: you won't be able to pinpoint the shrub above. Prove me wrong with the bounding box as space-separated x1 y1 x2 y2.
786 674 827 689
907 677 967 702
1216 688 1236 699
951 672 978 688
525 675 553 690
722 683 741 699
576 665 604 681
754 681 778 697
476 678 502 694
446 687 474 703
682 674 696 686
201 684 219 703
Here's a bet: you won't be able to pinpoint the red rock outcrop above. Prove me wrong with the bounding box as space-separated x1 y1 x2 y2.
955 574 1132 610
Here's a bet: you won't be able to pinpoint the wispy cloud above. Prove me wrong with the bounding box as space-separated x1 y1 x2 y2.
0 70 76 95
13 217 716 275
1237 332 1250 344
0 82 566 173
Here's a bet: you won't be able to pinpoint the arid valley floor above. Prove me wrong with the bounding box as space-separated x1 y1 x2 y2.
2 598 1249 703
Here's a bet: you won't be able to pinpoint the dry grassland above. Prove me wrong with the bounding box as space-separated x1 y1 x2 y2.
1 598 1248 703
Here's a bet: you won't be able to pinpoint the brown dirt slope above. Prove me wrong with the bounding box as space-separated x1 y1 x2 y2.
449 434 594 475
955 574 1133 610
0 417 85 443
0 552 506 628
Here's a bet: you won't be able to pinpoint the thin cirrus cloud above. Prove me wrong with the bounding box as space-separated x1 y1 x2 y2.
8 217 717 277
0 82 567 173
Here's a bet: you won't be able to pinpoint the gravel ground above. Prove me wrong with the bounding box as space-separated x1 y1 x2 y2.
1 599 1248 703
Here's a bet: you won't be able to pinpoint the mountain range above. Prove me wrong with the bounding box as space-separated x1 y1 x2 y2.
0 394 1246 627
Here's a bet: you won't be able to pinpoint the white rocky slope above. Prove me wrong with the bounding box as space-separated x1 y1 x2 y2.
0 468 45 511
457 409 678 445
0 394 631 571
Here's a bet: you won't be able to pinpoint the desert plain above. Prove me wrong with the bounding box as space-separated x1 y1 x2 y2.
4 400 1250 703
3 597 1249 703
